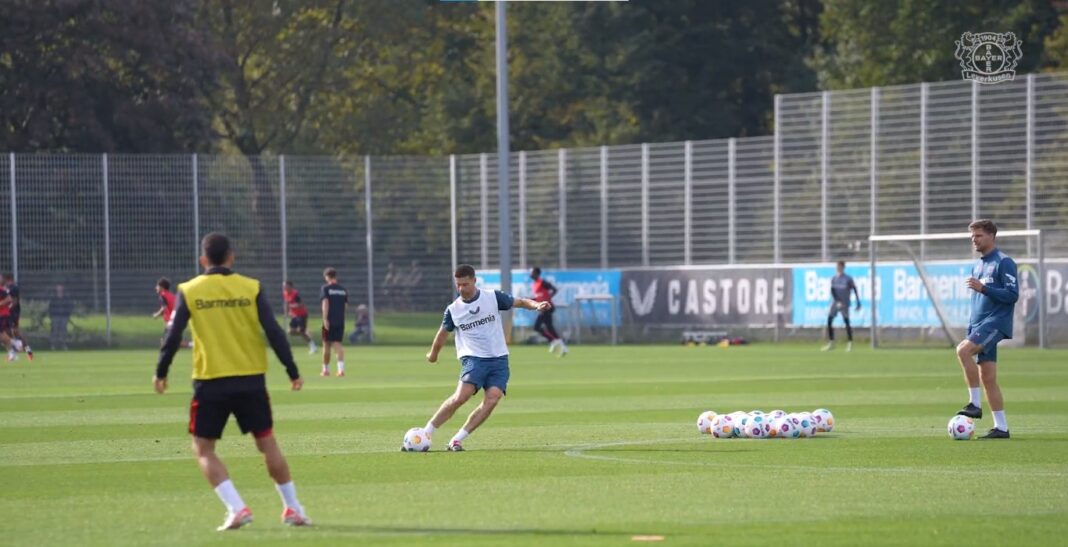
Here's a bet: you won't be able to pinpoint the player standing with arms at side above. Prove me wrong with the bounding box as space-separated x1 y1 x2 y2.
821 261 861 352
319 267 348 377
955 219 1017 439
154 233 311 530
420 264 552 451
0 284 18 361
530 267 567 356
283 281 317 354
2 274 32 360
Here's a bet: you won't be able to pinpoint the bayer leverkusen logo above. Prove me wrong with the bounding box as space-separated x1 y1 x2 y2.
955 32 1022 84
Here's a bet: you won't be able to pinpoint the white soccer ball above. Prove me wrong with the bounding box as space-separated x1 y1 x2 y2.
774 415 800 438
789 413 816 438
696 410 718 435
947 415 976 440
767 409 787 420
729 411 749 438
402 427 432 452
744 414 769 438
811 408 835 432
711 413 736 438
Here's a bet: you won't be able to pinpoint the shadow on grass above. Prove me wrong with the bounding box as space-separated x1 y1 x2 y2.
251 524 652 538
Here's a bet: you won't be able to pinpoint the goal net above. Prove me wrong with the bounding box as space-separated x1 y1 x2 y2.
868 230 1047 349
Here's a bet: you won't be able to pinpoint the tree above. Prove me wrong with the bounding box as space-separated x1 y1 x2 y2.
0 0 220 152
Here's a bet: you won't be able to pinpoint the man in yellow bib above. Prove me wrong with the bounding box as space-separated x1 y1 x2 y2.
154 233 311 531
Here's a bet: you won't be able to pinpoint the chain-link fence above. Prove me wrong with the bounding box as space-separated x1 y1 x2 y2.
5 73 1068 347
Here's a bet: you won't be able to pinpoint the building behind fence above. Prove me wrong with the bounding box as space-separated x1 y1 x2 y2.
4 73 1068 346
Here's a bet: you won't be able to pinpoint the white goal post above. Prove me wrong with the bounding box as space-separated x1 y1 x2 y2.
868 229 1046 349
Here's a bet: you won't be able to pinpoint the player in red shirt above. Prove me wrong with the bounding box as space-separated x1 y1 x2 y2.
0 285 17 361
154 278 191 348
530 267 567 356
1 273 31 360
284 281 317 354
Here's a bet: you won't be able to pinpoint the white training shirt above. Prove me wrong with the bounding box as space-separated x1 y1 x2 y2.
443 289 513 359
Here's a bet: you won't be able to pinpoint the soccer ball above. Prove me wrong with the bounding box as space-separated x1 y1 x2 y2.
744 414 769 438
696 410 718 434
767 409 787 420
790 413 816 438
947 415 975 440
729 411 749 437
774 416 800 438
402 427 432 452
711 413 736 438
811 408 835 432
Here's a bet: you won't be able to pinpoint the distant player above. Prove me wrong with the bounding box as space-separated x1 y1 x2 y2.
955 219 1017 439
319 267 348 377
154 232 311 530
2 273 32 360
348 304 372 344
420 264 552 451
154 278 191 348
821 261 861 352
283 281 317 354
0 284 17 361
530 267 567 356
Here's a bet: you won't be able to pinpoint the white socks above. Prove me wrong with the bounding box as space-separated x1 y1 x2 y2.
214 479 247 514
993 410 1008 431
424 422 437 435
451 429 469 444
275 481 304 514
968 387 982 407
337 361 345 374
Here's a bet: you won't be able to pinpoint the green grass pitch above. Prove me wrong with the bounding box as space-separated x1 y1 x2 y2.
1 344 1066 546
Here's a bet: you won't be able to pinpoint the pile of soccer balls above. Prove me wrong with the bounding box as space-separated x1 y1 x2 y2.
696 409 834 439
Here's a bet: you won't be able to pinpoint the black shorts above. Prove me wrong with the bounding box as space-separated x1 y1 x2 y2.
0 316 10 334
322 323 344 343
289 316 307 331
9 314 18 329
188 375 273 439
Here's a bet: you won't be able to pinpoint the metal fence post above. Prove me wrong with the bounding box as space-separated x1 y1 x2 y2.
920 83 928 260
728 138 736 264
773 95 781 264
102 154 112 347
9 153 16 281
558 148 567 269
820 91 829 262
450 154 458 272
1026 74 1034 232
192 154 200 274
480 153 488 270
518 151 527 270
600 145 608 269
870 87 880 237
971 80 979 220
641 143 649 267
683 140 692 265
279 155 288 285
364 156 375 342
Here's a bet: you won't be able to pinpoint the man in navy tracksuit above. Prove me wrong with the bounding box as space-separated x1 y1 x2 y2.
955 219 1017 439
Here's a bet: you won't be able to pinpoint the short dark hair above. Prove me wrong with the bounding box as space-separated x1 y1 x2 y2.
201 233 232 266
156 277 171 291
323 267 337 279
284 280 294 288
454 264 476 279
836 261 845 268
531 267 542 276
969 219 997 236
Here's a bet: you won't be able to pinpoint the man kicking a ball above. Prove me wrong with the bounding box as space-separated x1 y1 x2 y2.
420 264 551 451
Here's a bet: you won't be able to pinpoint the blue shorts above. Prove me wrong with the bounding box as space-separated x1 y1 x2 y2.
459 355 510 394
967 324 1007 364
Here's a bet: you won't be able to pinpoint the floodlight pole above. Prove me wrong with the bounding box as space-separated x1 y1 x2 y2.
495 0 513 335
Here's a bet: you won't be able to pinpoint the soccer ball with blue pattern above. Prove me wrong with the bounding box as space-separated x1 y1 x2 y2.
947 415 975 440
744 414 769 438
729 411 749 437
402 427 432 452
